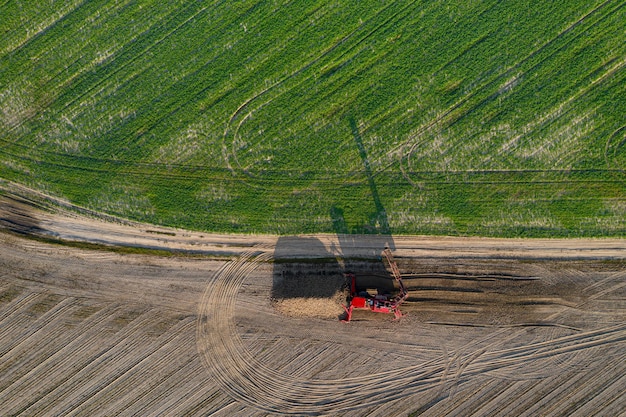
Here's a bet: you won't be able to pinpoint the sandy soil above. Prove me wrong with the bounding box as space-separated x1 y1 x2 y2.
1 183 625 416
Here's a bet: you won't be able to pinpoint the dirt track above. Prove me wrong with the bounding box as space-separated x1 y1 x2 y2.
1 185 625 416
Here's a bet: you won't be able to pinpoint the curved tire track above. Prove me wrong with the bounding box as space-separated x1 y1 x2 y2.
221 1 420 187
195 249 626 414
196 249 449 415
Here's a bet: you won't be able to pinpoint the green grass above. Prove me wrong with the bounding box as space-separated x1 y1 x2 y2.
1 0 625 237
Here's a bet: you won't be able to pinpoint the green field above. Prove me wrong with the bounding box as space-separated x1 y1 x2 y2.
1 0 624 236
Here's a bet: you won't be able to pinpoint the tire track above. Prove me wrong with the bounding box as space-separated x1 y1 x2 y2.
221 1 420 186
605 125 626 169
398 0 623 183
196 249 450 415
438 263 624 380
196 248 626 414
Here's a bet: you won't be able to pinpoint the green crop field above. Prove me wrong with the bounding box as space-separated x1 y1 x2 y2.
1 0 624 236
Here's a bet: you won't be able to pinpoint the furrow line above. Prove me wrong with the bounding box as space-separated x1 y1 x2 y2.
284 342 334 379
0 302 119 394
64 317 196 417
460 379 529 417
491 371 578 416
162 385 227 417
570 360 626 417
516 365 601 416
476 323 624 362
111 334 201 417
0 296 78 357
142 360 212 417
18 309 165 416
442 378 505 417
585 374 626 417
0 303 136 413
541 354 626 417
0 291 42 324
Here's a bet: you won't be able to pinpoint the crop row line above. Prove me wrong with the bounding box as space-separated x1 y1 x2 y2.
1 131 624 176
0 0 84 56
1 141 623 186
394 0 622 181
222 0 421 186
2 1 209 139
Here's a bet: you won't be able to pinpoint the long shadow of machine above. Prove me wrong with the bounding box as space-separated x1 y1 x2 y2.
271 116 404 321
272 236 344 301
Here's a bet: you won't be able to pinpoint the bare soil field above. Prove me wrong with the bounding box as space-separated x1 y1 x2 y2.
1 186 625 416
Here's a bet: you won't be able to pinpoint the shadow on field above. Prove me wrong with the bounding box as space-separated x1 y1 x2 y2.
0 195 44 235
270 116 399 319
270 235 396 320
272 237 344 300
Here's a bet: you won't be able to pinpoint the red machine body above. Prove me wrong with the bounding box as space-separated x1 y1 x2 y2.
342 248 408 322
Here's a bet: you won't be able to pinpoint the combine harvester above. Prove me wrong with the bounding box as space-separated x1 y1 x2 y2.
342 248 408 322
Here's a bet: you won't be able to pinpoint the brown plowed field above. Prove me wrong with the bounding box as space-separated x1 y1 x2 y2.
1 186 625 416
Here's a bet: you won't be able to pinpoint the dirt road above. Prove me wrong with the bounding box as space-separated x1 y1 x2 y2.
2 181 625 260
1 184 625 416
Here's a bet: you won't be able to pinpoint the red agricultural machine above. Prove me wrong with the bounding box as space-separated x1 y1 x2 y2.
342 248 408 322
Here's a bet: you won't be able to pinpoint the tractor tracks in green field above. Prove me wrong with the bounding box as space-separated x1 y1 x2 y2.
396 0 625 184
221 0 421 187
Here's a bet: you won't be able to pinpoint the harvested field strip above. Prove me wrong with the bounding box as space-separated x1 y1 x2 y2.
460 380 530 417
0 291 41 323
525 359 625 416
1 306 156 414
1 226 624 415
464 379 556 417
439 379 510 416
196 249 625 415
0 294 55 351
0 298 84 376
0 294 199 416
499 358 617 415
421 349 625 417
61 320 197 417
165 388 236 417
563 353 626 413
569 372 626 417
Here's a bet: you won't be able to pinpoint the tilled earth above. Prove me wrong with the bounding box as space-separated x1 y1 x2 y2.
1 188 625 416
